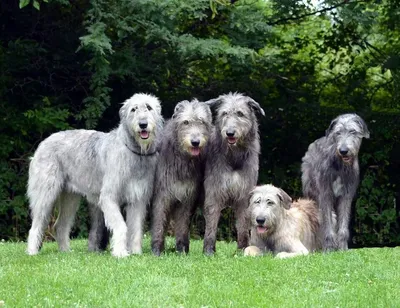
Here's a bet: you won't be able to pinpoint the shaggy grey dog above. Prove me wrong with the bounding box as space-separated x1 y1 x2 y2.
301 113 369 251
151 99 213 256
202 92 265 255
244 184 322 258
26 93 163 258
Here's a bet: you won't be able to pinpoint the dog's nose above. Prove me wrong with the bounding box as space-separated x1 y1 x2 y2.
226 129 235 137
256 217 266 225
191 139 200 147
139 120 148 129
339 148 348 155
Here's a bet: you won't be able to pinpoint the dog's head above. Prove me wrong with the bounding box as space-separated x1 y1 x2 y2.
325 113 369 165
119 93 163 148
248 184 292 236
171 99 213 157
205 93 265 147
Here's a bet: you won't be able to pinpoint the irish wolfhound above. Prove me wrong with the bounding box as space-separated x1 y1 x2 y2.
26 93 163 258
244 184 322 258
301 113 369 251
151 99 212 256
202 92 265 255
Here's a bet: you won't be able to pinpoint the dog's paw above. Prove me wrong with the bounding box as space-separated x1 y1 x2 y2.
244 246 263 257
276 252 292 259
26 249 39 256
112 248 129 258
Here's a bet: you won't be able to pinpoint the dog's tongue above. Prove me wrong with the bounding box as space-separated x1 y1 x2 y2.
257 226 267 234
190 147 200 156
227 137 237 144
140 130 149 139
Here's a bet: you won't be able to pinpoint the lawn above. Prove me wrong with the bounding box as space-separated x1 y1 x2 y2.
0 237 399 307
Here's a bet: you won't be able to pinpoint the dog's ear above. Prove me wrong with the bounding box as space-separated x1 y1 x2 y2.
277 188 292 210
325 119 338 136
204 97 222 109
356 115 370 139
119 103 128 120
246 97 265 117
172 100 189 119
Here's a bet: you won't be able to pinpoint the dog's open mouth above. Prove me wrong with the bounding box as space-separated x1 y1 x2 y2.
341 155 352 163
256 226 267 234
227 137 237 145
139 130 149 139
190 146 200 156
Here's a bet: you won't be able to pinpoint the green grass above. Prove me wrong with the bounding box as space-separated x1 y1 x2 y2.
0 238 399 308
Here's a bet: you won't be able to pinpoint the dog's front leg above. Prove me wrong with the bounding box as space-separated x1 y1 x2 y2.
99 196 128 258
336 196 353 250
151 193 173 256
126 201 147 255
203 203 222 256
276 240 309 259
318 192 337 252
234 200 250 250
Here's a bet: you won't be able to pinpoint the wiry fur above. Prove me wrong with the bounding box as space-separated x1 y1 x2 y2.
244 184 322 258
151 99 213 256
301 113 369 251
26 93 163 258
202 92 265 255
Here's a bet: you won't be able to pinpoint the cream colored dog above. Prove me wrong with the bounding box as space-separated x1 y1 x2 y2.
244 184 324 259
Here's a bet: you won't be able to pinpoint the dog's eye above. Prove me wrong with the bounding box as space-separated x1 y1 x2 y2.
237 111 244 117
267 201 274 206
131 107 137 113
349 130 357 135
183 120 189 125
222 111 228 116
255 198 261 204
146 104 153 111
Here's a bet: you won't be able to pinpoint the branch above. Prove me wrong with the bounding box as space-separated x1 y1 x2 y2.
267 0 365 26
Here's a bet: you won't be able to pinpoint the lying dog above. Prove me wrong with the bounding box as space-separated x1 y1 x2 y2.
244 184 323 258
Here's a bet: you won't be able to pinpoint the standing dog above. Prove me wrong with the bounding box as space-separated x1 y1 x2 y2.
202 93 265 255
151 99 212 256
301 113 369 251
27 93 163 258
244 184 322 258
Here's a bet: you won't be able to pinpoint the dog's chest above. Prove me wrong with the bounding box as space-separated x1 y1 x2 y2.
171 180 196 202
332 176 344 197
222 171 247 197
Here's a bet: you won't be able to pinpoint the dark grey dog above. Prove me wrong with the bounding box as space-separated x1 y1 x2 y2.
301 113 369 251
151 99 213 256
202 92 265 255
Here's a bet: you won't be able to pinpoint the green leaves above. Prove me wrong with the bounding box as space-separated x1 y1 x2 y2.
19 0 30 9
19 0 42 10
33 0 40 10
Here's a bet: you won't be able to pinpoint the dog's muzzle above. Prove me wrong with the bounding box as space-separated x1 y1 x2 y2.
138 120 149 140
337 148 353 164
255 217 267 234
225 129 237 145
189 138 201 156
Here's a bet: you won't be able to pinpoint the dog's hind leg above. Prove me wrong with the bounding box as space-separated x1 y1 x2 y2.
54 192 80 252
88 203 109 252
27 159 63 255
